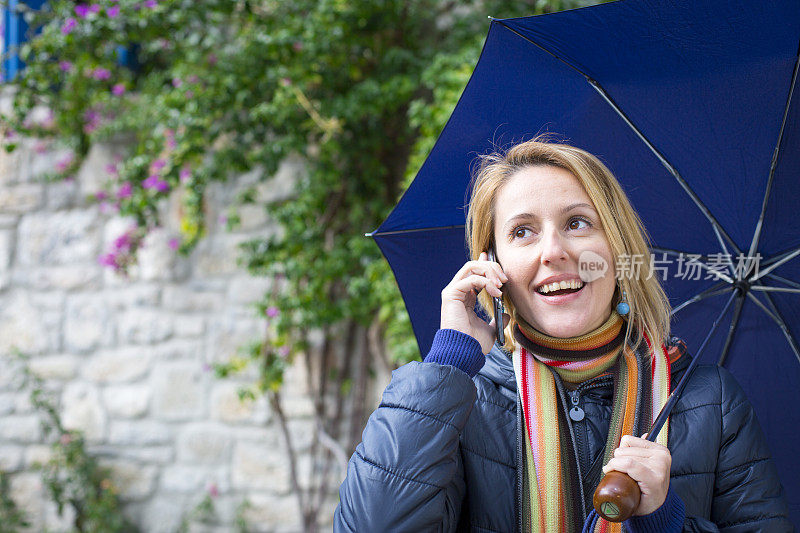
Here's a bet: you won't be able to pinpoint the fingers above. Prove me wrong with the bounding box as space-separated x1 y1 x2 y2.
619 435 661 449
450 274 503 298
456 253 508 286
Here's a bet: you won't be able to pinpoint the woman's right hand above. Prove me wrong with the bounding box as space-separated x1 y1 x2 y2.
440 251 509 354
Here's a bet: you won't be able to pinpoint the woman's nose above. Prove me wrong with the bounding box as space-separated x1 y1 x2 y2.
539 226 568 265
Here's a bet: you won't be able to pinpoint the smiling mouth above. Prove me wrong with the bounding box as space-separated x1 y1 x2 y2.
536 282 586 297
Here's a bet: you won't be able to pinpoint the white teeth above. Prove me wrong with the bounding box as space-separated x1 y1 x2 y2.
537 280 584 294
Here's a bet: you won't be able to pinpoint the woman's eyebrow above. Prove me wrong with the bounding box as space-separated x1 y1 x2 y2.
560 202 595 215
504 203 596 225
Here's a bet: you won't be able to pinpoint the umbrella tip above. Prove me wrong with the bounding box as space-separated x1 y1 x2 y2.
364 232 374 238
488 15 495 20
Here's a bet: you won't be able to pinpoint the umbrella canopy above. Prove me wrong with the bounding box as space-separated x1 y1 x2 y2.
371 0 800 523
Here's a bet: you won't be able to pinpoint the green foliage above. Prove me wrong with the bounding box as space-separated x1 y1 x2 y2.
10 351 136 533
0 471 30 533
3 0 594 374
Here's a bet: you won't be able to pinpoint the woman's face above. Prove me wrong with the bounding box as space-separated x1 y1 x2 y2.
493 165 616 338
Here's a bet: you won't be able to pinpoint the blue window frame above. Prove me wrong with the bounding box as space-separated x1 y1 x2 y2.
2 0 47 82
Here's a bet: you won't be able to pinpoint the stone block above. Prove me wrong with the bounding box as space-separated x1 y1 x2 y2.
240 492 301 533
101 458 158 501
0 445 24 471
0 290 55 355
103 384 150 418
64 294 115 353
138 494 190 533
160 465 229 494
44 179 80 210
19 264 102 290
174 314 206 338
176 423 232 465
162 285 223 312
61 382 107 442
226 275 273 306
0 184 44 213
24 444 53 468
231 440 290 493
17 209 100 266
151 361 206 421
9 472 45 530
204 315 266 366
108 420 172 446
118 308 174 345
209 382 268 424
83 346 152 383
90 444 174 465
28 354 79 381
0 415 42 443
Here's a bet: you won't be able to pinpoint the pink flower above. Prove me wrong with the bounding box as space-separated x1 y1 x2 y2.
74 4 89 18
179 166 191 183
59 61 73 72
207 53 218 65
145 0 157 8
171 77 182 88
117 182 133 199
56 154 74 172
168 237 180 250
266 306 280 318
107 5 120 17
34 141 48 154
184 90 194 99
292 41 303 52
112 83 125 95
62 18 77 34
94 191 108 201
92 68 111 81
105 163 118 176
208 483 219 498
278 346 291 358
166 137 177 149
150 158 167 172
142 175 170 192
280 77 291 87
89 4 101 14
98 253 119 268
60 433 73 445
187 74 199 84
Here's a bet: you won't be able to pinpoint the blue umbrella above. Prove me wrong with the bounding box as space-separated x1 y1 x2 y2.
370 0 800 523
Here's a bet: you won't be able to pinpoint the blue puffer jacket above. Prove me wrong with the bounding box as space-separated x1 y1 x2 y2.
334 333 792 532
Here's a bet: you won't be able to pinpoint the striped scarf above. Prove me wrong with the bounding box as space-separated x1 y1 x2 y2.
512 310 672 533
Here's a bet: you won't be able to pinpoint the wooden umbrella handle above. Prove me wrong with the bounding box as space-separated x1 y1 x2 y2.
592 470 641 522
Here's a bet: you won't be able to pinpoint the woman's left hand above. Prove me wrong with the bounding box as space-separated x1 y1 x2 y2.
602 434 671 516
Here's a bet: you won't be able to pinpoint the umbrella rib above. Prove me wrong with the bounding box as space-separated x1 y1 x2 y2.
746 45 800 260
718 291 746 366
760 291 800 366
745 292 781 324
493 21 741 257
670 282 731 316
751 285 800 294
762 244 800 266
766 273 800 290
751 245 800 282
366 224 465 238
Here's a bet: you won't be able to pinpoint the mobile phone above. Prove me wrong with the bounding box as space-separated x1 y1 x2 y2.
486 247 505 345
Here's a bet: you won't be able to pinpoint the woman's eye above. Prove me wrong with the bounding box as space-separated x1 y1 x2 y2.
512 227 531 239
568 217 591 231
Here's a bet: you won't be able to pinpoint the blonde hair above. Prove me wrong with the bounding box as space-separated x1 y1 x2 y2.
466 136 671 353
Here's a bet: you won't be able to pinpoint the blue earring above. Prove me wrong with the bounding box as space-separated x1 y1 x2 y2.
616 290 630 316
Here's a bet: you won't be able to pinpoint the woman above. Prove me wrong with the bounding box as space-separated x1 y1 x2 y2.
334 139 791 532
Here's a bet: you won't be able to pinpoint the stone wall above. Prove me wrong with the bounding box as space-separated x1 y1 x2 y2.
0 95 342 532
